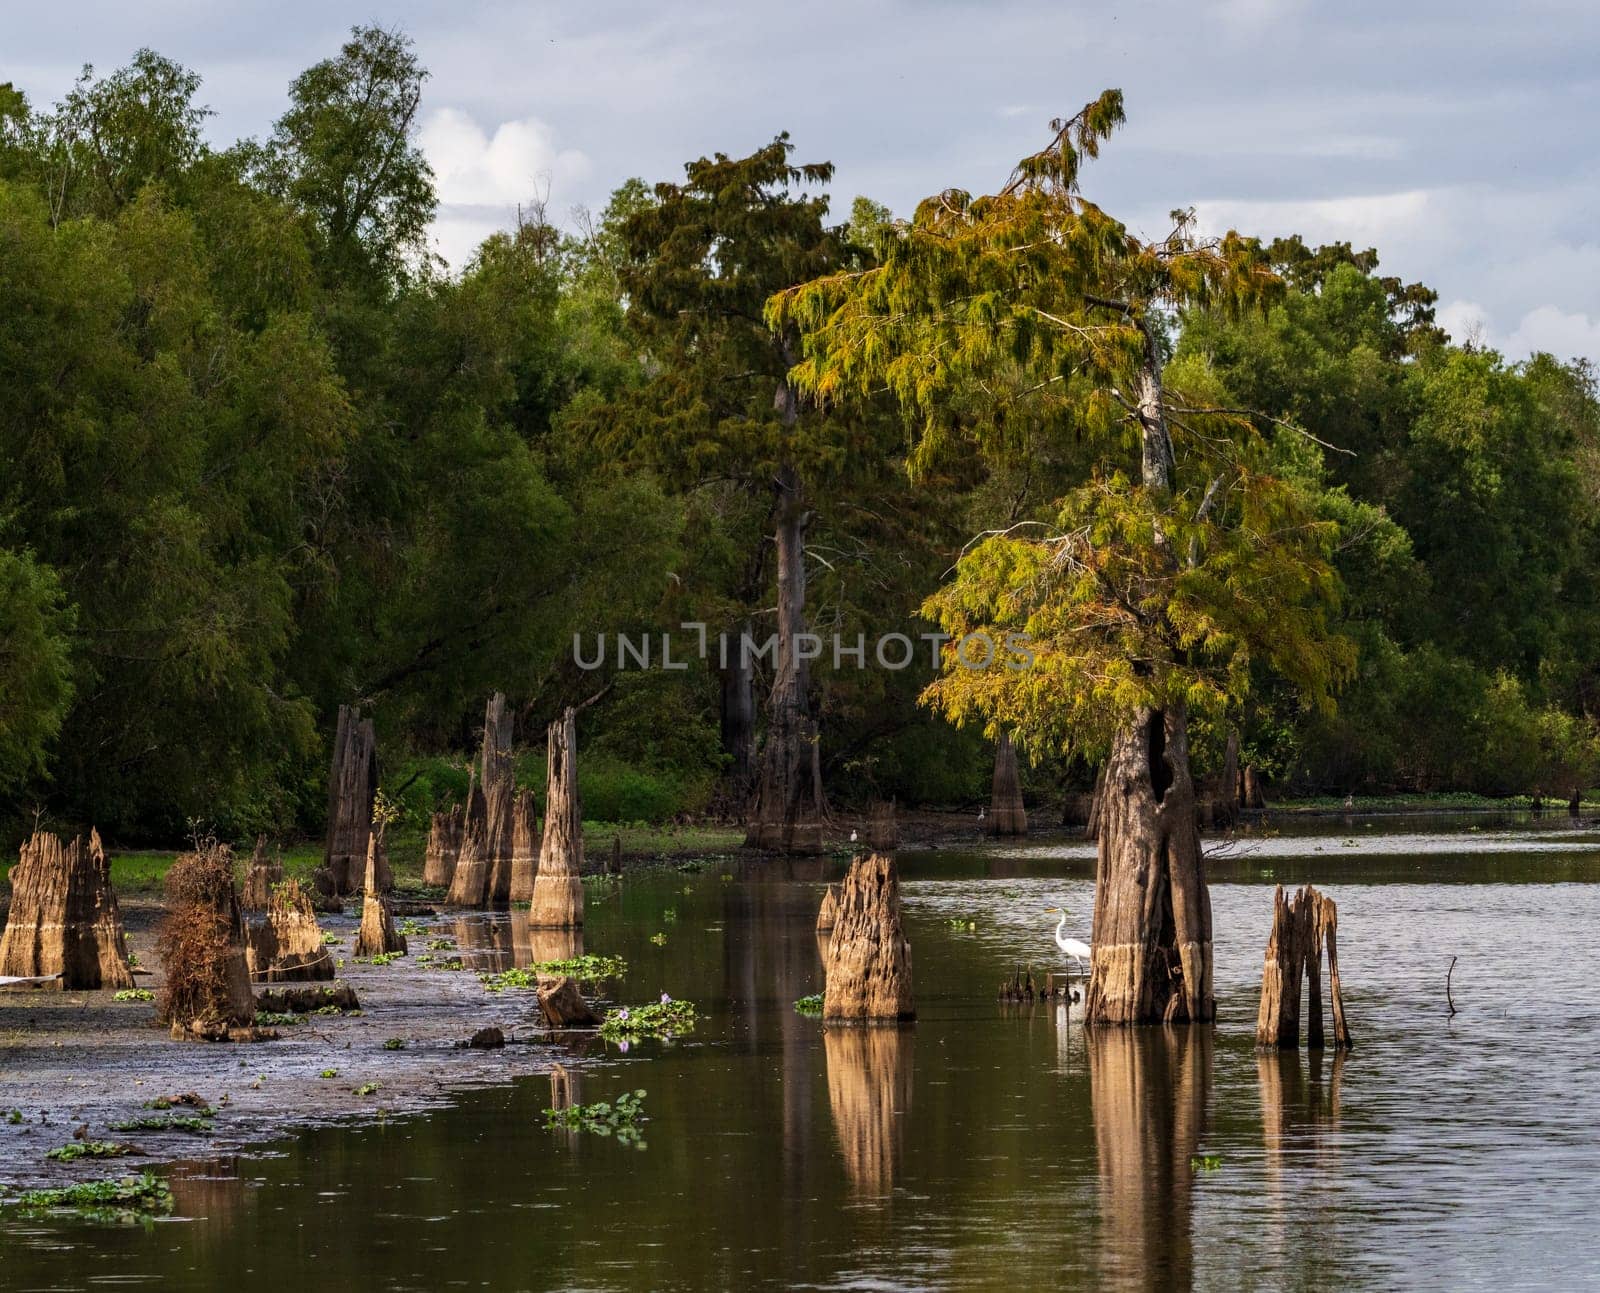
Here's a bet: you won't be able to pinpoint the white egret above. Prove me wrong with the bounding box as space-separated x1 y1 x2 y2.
1044 907 1091 974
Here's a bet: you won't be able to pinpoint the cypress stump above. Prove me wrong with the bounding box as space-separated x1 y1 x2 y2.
246 878 334 982
822 853 914 1023
422 805 464 890
1255 883 1352 1050
355 833 407 958
530 708 584 928
0 829 135 990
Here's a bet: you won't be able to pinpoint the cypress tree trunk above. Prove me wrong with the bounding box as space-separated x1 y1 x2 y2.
720 618 756 809
1084 330 1216 1025
988 732 1028 836
745 461 824 852
325 705 377 895
1084 707 1215 1024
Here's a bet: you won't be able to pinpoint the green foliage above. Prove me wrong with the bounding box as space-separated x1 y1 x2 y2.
0 548 75 793
794 993 823 1016
479 954 627 991
112 989 155 1003
108 1115 212 1133
11 1172 174 1219
46 1141 134 1161
599 997 695 1041
544 1089 647 1148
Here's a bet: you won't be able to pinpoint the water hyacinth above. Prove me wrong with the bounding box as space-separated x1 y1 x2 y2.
598 998 697 1043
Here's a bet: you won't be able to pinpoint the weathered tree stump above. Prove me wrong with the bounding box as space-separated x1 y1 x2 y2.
1084 708 1214 1025
507 789 538 904
354 833 407 958
240 836 283 910
1215 728 1242 829
422 805 464 890
245 879 334 982
536 973 599 1027
447 781 492 906
156 843 256 1032
987 732 1028 836
816 883 840 933
822 853 914 1023
1242 764 1267 811
529 708 584 929
325 705 377 894
1255 884 1352 1050
0 829 135 990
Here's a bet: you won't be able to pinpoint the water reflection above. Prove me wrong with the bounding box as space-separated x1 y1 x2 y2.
451 912 585 970
1090 1026 1212 1290
824 1026 915 1198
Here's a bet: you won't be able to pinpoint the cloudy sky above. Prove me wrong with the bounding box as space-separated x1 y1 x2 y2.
7 1 1599 362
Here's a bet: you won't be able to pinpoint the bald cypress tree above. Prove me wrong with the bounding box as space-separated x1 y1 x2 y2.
772 92 1353 1021
612 139 854 843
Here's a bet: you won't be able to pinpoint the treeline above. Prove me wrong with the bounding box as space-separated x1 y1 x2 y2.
1 29 1597 843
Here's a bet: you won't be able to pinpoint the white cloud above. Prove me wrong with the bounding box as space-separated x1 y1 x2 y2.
1503 306 1600 364
419 107 592 267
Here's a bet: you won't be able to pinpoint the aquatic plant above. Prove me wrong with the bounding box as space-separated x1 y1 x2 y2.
545 1089 648 1148
319 1068 338 1079
113 988 155 1002
355 950 404 966
46 1141 134 1162
1191 1153 1223 1172
383 1037 406 1050
6 1109 22 1124
143 1094 212 1115
254 1010 305 1027
945 918 978 932
108 1115 213 1133
649 933 667 947
479 954 627 992
599 997 695 1042
354 1082 380 1096
397 918 428 936
9 1172 174 1220
794 994 824 1017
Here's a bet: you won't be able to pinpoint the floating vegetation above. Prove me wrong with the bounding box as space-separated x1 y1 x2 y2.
479 954 627 992
254 1010 305 1027
9 1172 174 1222
143 1094 212 1115
322 933 342 945
794 994 824 1017
108 1115 212 1133
383 1037 406 1051
662 907 678 923
354 951 404 966
599 997 695 1042
47 1141 134 1162
7 1109 22 1124
112 988 155 1002
426 937 455 951
945 918 978 932
1191 1153 1223 1172
649 933 667 947
545 1089 647 1148
354 1082 380 1096
319 1069 339 1079
397 918 429 936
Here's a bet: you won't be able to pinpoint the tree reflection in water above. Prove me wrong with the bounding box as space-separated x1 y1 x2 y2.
824 1026 915 1198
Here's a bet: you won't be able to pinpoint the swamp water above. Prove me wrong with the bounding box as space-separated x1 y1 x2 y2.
4 815 1600 1291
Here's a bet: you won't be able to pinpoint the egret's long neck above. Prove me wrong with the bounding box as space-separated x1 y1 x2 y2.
1056 912 1068 943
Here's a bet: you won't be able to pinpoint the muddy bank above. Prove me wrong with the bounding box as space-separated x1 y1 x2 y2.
0 899 606 1193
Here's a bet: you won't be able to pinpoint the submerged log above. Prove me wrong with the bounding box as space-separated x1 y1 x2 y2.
0 829 135 990
816 883 840 933
988 733 1028 836
156 843 256 1031
536 973 599 1027
245 879 334 982
822 853 914 1023
529 708 584 929
325 704 378 895
422 805 464 890
1255 884 1352 1051
354 834 407 958
240 836 283 911
255 983 359 1014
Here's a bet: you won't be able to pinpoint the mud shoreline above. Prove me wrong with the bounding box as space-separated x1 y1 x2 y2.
0 899 605 1194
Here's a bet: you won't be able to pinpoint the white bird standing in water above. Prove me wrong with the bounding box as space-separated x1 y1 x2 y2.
849 829 858 843
1044 907 1091 974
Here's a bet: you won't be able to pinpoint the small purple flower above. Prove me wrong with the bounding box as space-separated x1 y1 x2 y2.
617 1007 631 1021
617 1040 630 1053
660 993 671 1004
